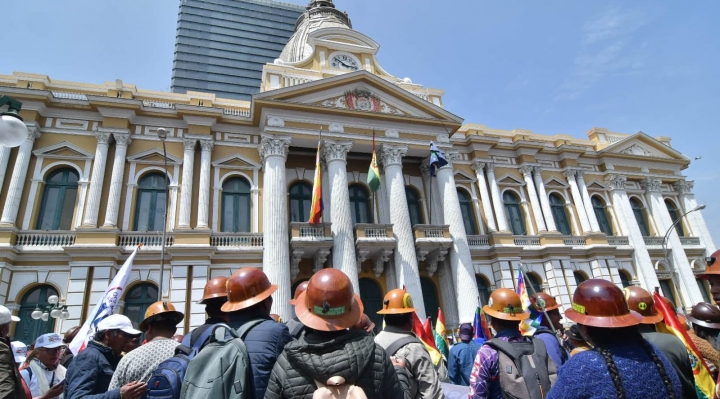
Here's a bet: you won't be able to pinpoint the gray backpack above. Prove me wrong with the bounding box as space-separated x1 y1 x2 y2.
483 337 557 399
179 320 264 399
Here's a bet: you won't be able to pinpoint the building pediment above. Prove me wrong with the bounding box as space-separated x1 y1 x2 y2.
497 174 525 186
127 148 183 165
599 132 688 161
453 170 476 184
33 141 94 160
543 177 569 189
212 153 261 170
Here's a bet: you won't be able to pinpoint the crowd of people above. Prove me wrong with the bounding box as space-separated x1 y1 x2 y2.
0 248 718 398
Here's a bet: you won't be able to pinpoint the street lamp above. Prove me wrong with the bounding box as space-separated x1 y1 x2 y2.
0 95 30 147
31 295 70 322
662 204 706 307
156 128 169 301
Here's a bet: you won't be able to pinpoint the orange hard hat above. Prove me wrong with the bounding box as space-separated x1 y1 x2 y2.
376 289 416 315
221 267 277 312
623 286 663 324
530 292 560 312
295 268 363 331
697 250 720 279
139 301 185 332
565 279 642 328
483 288 530 321
289 281 309 305
199 276 229 304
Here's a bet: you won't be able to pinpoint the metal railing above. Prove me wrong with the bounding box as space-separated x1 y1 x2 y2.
222 108 251 117
562 237 587 246
643 237 665 246
467 235 490 247
119 233 174 247
211 233 263 248
680 237 701 246
607 236 630 246
15 231 76 247
51 91 88 101
513 236 541 246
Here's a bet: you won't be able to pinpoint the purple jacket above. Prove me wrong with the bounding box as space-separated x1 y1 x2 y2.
468 330 530 399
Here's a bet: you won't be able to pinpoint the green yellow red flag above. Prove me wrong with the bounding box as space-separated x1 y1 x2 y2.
308 138 323 224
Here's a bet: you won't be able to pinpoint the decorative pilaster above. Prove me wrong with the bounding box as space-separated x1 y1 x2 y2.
103 132 132 227
259 135 292 321
322 139 358 292
197 140 213 229
81 131 112 227
435 154 481 324
178 140 196 228
485 163 509 232
674 180 716 254
0 125 40 226
576 171 600 232
471 161 497 232
520 166 547 232
380 144 426 320
564 170 591 234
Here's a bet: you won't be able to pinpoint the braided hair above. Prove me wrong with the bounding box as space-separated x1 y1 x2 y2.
638 338 676 399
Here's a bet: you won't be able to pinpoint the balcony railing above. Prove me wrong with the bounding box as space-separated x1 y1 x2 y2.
562 237 587 246
355 224 394 240
643 237 665 246
607 236 630 246
141 99 176 109
222 108 251 117
514 236 541 246
119 233 174 247
467 235 490 247
680 237 701 246
211 233 263 248
15 231 76 247
52 91 88 101
290 222 332 241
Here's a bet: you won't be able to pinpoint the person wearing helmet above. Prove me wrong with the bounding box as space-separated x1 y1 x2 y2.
697 249 720 304
188 276 229 346
223 267 292 399
285 281 308 340
265 269 406 399
686 302 720 377
625 286 696 398
567 325 590 356
469 288 556 399
529 292 568 367
546 279 681 399
374 288 445 399
109 301 184 390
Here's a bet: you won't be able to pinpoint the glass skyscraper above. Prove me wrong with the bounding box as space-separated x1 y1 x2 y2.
172 0 304 101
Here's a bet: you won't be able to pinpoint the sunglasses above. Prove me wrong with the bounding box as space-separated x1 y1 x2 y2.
41 347 66 355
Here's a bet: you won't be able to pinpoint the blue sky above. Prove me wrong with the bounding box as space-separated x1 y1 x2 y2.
3 0 719 245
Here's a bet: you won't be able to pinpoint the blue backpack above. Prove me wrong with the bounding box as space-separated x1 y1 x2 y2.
145 325 219 399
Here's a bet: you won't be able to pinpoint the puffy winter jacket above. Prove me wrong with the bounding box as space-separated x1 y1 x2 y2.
0 336 28 399
64 340 121 399
264 329 405 399
228 309 292 399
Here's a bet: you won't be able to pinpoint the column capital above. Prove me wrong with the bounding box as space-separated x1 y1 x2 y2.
113 133 132 147
575 170 586 179
438 151 461 171
640 178 662 193
321 139 353 163
604 174 627 190
183 139 197 151
532 166 544 175
95 131 112 145
563 169 578 180
485 162 496 173
200 139 214 153
26 124 41 142
259 135 291 162
471 160 487 173
419 162 431 180
519 165 534 177
673 180 694 194
379 144 408 167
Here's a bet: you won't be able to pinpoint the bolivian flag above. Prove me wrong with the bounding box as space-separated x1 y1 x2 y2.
367 131 381 193
654 291 715 398
308 140 323 224
435 307 450 358
412 310 443 365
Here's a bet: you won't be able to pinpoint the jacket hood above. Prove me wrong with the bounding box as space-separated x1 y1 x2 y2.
283 329 376 384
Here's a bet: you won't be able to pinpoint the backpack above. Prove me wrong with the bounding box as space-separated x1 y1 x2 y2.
179 320 264 399
533 329 569 365
483 337 557 399
313 376 368 399
145 323 219 399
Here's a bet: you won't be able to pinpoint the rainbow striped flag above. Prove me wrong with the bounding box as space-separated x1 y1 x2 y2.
308 140 323 224
517 268 542 336
435 307 450 358
654 291 715 398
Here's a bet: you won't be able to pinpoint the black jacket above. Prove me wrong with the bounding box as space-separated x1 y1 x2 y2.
64 340 121 399
264 329 405 399
0 336 27 399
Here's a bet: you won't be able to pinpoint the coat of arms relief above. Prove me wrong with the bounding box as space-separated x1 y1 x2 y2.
318 89 405 116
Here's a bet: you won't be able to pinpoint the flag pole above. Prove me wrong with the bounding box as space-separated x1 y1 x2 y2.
429 165 433 225
372 129 380 223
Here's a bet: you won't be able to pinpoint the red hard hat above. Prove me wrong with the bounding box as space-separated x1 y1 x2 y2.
623 286 663 324
221 268 277 312
295 269 363 332
289 281 309 305
199 276 229 304
565 279 642 328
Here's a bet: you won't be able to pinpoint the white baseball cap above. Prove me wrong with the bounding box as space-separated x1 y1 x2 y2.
35 333 65 349
96 314 142 336
10 341 27 363
0 306 20 325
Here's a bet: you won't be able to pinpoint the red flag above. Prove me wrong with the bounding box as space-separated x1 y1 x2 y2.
423 317 439 352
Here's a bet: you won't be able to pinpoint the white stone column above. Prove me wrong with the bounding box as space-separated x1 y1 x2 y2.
471 161 497 232
520 166 547 232
486 163 509 232
81 131 112 227
197 140 213 229
577 172 601 232
438 259 460 328
675 180 717 255
606 174 659 292
323 139 359 293
642 178 703 308
0 146 12 193
178 140 196 229
435 153 481 323
0 126 40 226
533 167 557 232
564 170 591 234
103 132 131 228
420 163 444 225
518 189 536 236
380 144 426 320
259 135 292 321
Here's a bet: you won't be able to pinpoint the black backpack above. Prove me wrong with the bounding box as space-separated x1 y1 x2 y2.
483 338 557 399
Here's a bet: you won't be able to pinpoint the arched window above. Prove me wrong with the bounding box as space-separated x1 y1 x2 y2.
665 199 685 237
659 279 677 308
619 270 632 288
222 177 251 233
503 191 526 235
573 271 588 286
592 196 613 236
406 187 424 227
526 273 543 294
134 173 167 231
697 278 711 303
476 275 490 307
549 193 572 236
123 283 159 329
359 278 383 334
16 285 58 345
348 184 371 224
289 182 313 222
421 277 439 326
36 168 79 231
629 198 651 236
457 189 477 235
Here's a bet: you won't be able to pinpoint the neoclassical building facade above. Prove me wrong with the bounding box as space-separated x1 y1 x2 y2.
0 1 715 343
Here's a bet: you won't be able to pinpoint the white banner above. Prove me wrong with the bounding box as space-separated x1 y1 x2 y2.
68 245 141 355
